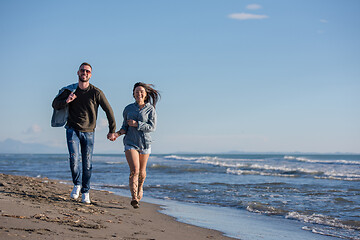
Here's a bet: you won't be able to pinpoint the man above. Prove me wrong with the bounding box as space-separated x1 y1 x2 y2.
52 62 116 204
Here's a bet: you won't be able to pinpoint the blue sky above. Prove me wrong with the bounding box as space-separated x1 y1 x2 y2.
0 0 359 154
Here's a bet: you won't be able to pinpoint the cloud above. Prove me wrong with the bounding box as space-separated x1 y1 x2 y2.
320 19 328 23
246 4 262 10
24 124 42 134
228 13 269 20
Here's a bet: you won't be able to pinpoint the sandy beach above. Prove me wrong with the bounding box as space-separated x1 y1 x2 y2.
0 173 235 240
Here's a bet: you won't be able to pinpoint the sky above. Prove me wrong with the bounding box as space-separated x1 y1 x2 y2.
0 0 359 154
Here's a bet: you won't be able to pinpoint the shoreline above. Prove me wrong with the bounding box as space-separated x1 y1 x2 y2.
0 173 235 240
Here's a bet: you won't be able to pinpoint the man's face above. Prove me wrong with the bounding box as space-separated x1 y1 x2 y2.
77 65 92 82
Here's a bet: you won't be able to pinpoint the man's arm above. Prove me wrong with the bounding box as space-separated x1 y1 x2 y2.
52 90 71 110
98 91 116 133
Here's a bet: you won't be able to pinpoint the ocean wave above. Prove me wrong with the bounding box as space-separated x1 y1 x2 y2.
302 226 360 240
226 163 321 176
164 155 216 161
286 212 360 231
223 161 360 181
316 170 360 181
196 159 249 168
149 164 209 173
104 162 125 165
165 155 262 169
250 163 321 174
166 155 360 181
226 168 298 178
164 155 264 164
98 184 127 189
168 155 360 181
149 164 172 169
246 201 287 215
314 176 360 181
227 167 360 181
284 156 360 165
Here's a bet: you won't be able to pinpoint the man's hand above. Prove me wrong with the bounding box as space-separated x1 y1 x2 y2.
66 92 77 104
107 133 116 141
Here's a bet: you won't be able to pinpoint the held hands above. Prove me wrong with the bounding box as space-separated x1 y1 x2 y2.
107 120 135 142
106 120 135 142
107 133 117 142
107 129 126 142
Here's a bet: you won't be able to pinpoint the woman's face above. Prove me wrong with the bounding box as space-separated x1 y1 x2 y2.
134 86 147 104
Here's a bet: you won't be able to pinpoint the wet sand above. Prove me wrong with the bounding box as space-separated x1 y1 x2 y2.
0 173 236 240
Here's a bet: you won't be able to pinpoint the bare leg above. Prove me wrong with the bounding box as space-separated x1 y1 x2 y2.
125 150 140 206
138 154 149 201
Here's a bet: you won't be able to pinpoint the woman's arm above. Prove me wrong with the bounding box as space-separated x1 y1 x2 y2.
137 108 156 133
115 106 129 138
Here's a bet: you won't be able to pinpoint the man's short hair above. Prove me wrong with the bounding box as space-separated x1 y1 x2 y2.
79 62 92 70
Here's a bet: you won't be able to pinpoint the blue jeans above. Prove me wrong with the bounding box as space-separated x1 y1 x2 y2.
66 127 94 193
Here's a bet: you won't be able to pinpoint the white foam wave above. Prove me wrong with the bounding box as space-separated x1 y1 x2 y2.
250 163 321 174
315 169 360 181
164 155 217 161
284 156 360 165
196 159 249 168
105 162 124 165
227 165 360 181
286 212 360 230
315 176 360 181
227 168 297 177
150 164 170 168
99 184 127 189
302 226 358 240
299 158 360 165
168 156 326 175
246 202 286 215
166 155 360 181
165 155 264 164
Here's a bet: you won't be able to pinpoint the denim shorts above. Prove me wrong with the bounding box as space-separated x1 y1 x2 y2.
124 145 151 155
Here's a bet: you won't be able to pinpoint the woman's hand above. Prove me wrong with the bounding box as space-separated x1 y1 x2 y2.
114 129 126 139
127 119 138 128
114 132 121 139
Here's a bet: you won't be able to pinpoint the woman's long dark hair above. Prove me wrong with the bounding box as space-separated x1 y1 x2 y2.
133 82 161 107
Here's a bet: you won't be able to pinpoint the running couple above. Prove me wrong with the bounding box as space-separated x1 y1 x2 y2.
52 62 160 208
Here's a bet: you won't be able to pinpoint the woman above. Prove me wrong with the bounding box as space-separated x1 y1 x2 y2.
115 82 160 208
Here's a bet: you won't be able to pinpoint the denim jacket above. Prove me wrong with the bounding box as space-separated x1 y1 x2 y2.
121 102 156 149
51 83 78 127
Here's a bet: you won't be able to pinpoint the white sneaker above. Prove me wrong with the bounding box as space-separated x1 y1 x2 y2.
70 185 81 199
82 192 91 204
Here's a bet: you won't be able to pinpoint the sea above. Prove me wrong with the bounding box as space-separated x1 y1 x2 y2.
0 153 359 240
